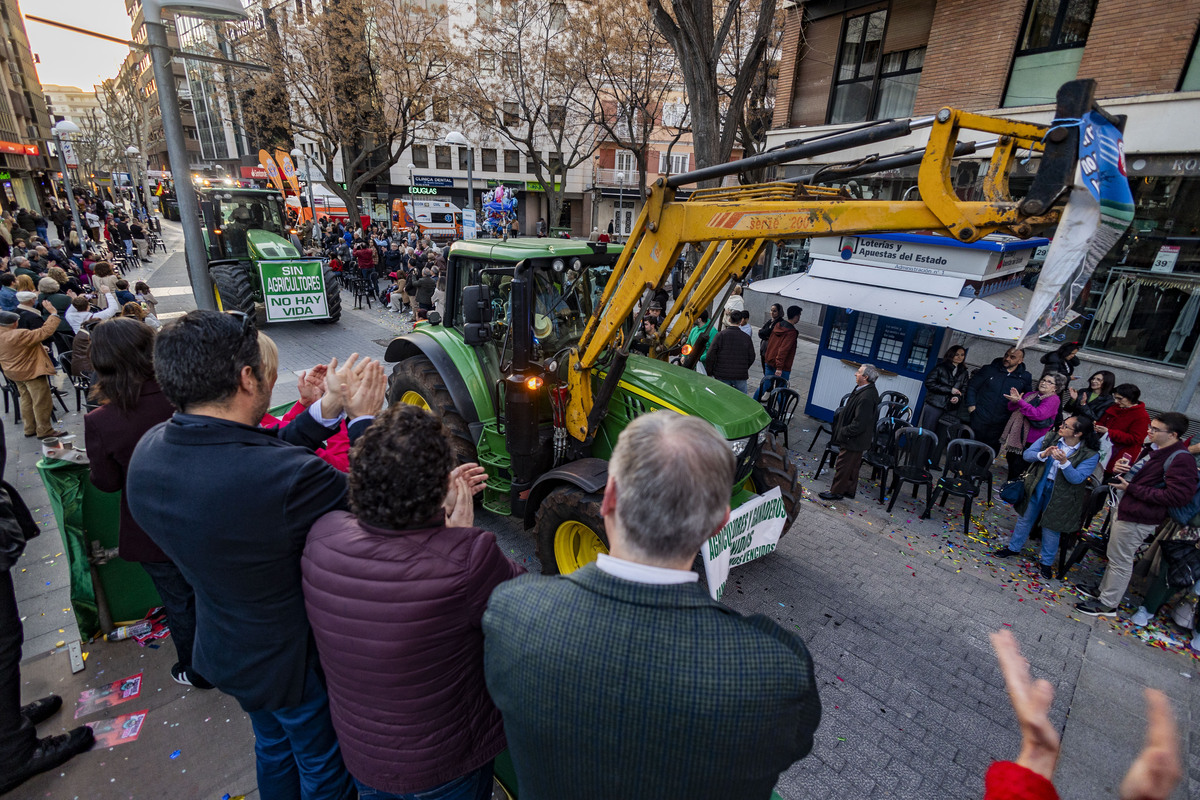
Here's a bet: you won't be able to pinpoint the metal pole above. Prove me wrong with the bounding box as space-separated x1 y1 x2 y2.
52 132 85 252
145 13 216 310
465 146 474 217
617 180 623 242
303 154 314 212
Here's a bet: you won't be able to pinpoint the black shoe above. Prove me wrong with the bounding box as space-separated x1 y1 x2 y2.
844 492 856 500
1074 583 1100 600
20 695 62 725
0 726 94 794
818 491 843 501
171 663 214 690
1039 564 1054 580
1075 599 1118 617
991 547 1019 558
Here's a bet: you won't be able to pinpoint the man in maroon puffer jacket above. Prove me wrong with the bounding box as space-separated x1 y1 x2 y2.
1076 411 1198 617
302 404 524 798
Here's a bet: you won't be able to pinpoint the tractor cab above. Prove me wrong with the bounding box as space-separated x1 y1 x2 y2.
199 189 295 262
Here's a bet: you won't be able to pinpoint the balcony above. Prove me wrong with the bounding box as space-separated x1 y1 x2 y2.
593 167 644 189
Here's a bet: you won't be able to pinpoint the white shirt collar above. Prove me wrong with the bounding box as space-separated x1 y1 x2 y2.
595 553 698 585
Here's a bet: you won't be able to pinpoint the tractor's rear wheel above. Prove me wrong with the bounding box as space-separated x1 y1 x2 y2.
314 263 342 324
752 433 801 536
387 355 475 464
534 486 608 575
210 263 255 316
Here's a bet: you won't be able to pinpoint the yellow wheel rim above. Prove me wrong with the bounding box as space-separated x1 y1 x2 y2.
400 390 431 410
213 285 225 311
554 520 608 574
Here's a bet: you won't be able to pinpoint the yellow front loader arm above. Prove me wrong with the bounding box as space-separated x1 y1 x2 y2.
564 80 1114 446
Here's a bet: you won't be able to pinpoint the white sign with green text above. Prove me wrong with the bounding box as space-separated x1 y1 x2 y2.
702 487 788 601
259 261 329 322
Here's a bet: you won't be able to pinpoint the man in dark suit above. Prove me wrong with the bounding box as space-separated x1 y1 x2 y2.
820 363 881 501
127 310 385 800
483 412 821 800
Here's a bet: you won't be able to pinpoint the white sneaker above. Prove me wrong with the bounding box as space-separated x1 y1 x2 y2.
1130 606 1152 627
1191 632 1200 654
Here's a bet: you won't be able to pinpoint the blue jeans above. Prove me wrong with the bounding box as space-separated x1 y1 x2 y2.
1007 470 1062 566
246 663 354 800
754 368 790 401
354 762 494 800
719 378 749 393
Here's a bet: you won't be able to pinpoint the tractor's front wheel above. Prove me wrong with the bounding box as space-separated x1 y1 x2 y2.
752 433 801 536
210 263 255 316
313 263 342 324
387 356 476 464
534 486 608 575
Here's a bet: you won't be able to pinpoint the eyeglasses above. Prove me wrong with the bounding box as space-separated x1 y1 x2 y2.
1148 425 1171 435
227 310 254 336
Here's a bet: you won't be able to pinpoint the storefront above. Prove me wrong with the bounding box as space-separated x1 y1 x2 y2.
751 233 1046 422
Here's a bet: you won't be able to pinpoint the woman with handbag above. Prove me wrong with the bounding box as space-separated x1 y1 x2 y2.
993 416 1101 579
1129 480 1200 654
920 345 969 430
999 373 1066 482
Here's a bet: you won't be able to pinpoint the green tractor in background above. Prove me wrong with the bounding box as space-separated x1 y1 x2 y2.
384 238 799 575
197 188 341 324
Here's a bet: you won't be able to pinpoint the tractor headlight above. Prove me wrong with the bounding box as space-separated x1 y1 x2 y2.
728 436 752 457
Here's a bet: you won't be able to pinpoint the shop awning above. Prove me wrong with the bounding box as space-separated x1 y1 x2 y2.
750 273 1053 342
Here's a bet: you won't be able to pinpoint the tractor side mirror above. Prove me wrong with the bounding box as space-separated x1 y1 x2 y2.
462 284 492 346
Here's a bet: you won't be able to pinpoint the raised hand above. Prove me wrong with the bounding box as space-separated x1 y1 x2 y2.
444 473 474 528
991 630 1060 782
1119 689 1181 800
345 359 386 419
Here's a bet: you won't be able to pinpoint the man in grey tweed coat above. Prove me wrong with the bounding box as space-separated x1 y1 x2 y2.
483 411 822 800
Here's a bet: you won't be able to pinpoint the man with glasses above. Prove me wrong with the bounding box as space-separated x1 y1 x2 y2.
1076 412 1198 617
127 310 386 799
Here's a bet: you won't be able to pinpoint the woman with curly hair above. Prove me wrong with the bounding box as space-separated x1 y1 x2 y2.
301 404 524 799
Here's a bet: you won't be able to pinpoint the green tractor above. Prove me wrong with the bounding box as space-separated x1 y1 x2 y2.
384 237 799 575
197 188 341 324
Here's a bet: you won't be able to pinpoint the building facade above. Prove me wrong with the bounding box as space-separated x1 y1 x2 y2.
0 0 53 210
758 0 1200 416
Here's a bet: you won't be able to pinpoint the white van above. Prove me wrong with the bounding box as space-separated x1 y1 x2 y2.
392 198 463 240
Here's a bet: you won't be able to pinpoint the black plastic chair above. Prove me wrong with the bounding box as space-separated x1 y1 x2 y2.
934 418 975 468
1056 483 1113 578
877 400 912 423
862 416 907 503
931 439 996 533
765 389 801 449
809 392 851 454
879 390 909 408
0 369 19 423
58 353 94 413
886 426 939 515
758 375 787 407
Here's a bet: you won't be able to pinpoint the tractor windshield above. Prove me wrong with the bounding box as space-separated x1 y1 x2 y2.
213 194 289 259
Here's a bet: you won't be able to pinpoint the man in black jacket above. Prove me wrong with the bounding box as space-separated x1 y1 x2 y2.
127 310 386 800
704 313 756 393
820 364 881 501
967 347 1033 454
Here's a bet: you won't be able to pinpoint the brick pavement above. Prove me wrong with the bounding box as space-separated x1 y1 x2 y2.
10 227 1198 798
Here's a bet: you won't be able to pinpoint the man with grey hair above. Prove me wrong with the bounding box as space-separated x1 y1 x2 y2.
820 363 881 501
483 411 821 800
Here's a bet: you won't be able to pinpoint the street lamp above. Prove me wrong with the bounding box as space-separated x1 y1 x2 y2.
615 171 625 242
444 131 474 215
290 147 315 223
143 0 249 311
124 145 142 218
51 121 85 250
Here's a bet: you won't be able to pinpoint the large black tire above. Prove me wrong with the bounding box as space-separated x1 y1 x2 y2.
752 432 801 535
534 485 608 575
314 263 341 324
387 355 475 464
210 262 255 316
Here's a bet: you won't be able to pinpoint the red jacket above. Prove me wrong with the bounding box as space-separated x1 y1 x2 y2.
764 319 799 372
259 402 350 472
302 510 525 793
984 762 1059 800
1097 401 1150 472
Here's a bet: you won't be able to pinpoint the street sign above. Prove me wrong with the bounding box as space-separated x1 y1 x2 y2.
462 208 477 239
257 260 330 322
61 140 78 168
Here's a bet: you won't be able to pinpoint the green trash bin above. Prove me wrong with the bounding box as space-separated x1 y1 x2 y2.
37 458 161 640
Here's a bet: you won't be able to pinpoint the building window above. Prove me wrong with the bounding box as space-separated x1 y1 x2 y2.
548 104 565 130
549 2 566 32
615 149 635 173
1003 0 1097 107
876 47 925 120
504 149 521 173
828 9 887 124
661 101 687 128
481 148 497 171
502 101 519 127
548 152 563 172
435 145 451 170
1180 30 1200 91
477 0 492 23
658 151 689 175
478 50 496 73
848 312 878 357
458 147 471 171
432 97 449 123
412 145 429 168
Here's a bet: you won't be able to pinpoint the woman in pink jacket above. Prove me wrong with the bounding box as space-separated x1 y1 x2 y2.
1000 373 1065 482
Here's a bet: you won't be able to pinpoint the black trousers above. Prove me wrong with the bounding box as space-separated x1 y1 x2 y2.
141 561 197 670
0 568 35 771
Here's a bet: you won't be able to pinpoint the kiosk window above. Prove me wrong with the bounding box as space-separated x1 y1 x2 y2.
876 321 906 364
828 308 850 351
849 312 877 357
906 327 936 372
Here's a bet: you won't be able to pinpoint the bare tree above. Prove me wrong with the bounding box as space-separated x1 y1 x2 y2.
240 0 459 221
719 3 784 182
648 0 778 182
97 75 153 208
574 0 684 200
465 0 599 228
